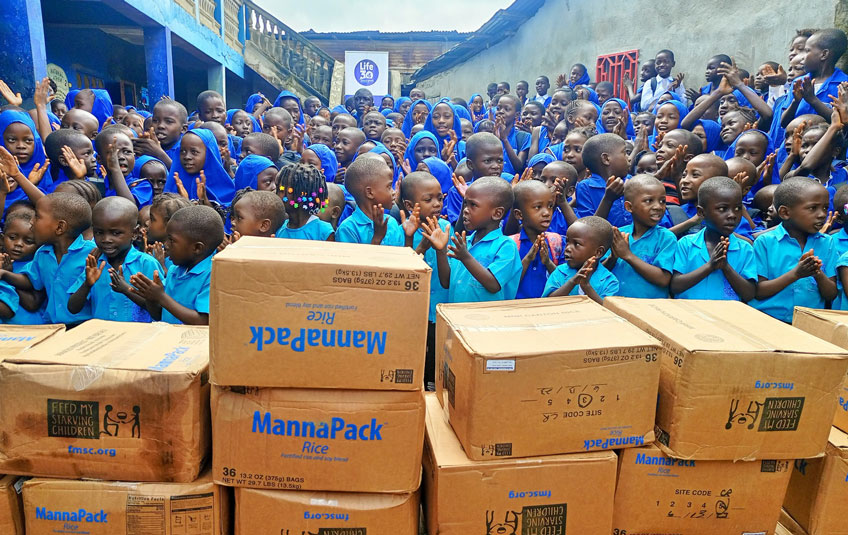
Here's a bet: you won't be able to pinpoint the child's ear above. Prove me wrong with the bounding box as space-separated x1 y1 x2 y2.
696 205 705 220
259 218 272 234
596 244 607 258
492 206 506 220
512 207 524 222
600 152 612 167
180 123 188 135
777 204 791 221
402 199 414 213
55 219 69 236
192 241 206 257
623 200 633 213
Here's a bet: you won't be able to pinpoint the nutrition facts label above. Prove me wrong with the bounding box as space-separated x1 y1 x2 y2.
124 493 214 535
126 495 166 535
170 493 215 535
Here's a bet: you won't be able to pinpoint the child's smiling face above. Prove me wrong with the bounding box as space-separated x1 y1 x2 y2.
179 133 206 175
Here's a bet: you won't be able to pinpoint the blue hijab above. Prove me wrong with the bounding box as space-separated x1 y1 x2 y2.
331 105 347 115
91 89 113 130
723 129 776 162
234 154 276 191
306 143 338 183
696 119 723 153
273 90 305 126
226 108 261 133
46 110 61 131
452 103 472 122
568 68 591 88
393 97 411 114
403 131 440 170
64 89 80 111
595 98 635 137
245 93 264 113
137 109 152 119
380 108 393 117
423 156 453 194
0 110 48 206
113 154 158 207
164 129 236 205
402 99 433 138
369 142 400 186
730 89 752 110
576 85 599 104
653 100 690 135
527 153 555 169
423 100 463 152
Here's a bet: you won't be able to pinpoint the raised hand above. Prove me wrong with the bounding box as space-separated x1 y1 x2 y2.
129 270 165 302
762 64 788 86
451 173 468 198
148 241 166 268
671 73 685 90
84 253 105 288
537 234 551 266
400 203 421 238
794 249 821 278
718 60 743 88
0 146 20 177
291 125 305 154
710 237 728 270
421 216 449 250
604 176 624 199
655 144 687 180
441 130 458 161
0 253 12 272
611 229 632 261
756 153 776 183
791 121 806 156
173 172 189 198
555 73 568 89
521 236 540 268
61 145 87 179
27 159 49 186
652 130 666 151
447 230 470 260
685 87 701 104
196 170 209 205
370 203 387 243
33 77 54 108
0 80 22 107
575 255 598 286
400 158 413 177
820 211 837 234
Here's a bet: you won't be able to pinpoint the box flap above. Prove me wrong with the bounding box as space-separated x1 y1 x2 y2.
437 297 659 358
4 320 208 372
605 298 848 355
829 426 848 455
0 324 64 360
214 236 431 272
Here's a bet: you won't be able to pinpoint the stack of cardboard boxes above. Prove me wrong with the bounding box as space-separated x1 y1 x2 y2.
605 298 848 535
209 238 432 534
426 296 663 534
0 320 228 535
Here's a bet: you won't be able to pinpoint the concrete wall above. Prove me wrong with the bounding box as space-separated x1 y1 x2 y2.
415 0 837 99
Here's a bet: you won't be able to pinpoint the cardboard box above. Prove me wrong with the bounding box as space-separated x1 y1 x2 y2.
792 307 848 433
0 475 24 535
423 393 617 535
783 427 848 535
22 469 230 535
604 298 848 460
212 385 424 493
434 296 661 459
210 237 431 390
0 320 210 482
0 324 64 360
613 444 792 535
234 487 418 535
779 509 810 535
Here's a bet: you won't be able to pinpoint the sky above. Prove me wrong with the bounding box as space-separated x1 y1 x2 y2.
252 0 516 33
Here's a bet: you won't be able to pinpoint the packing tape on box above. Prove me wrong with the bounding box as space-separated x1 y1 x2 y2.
452 316 628 333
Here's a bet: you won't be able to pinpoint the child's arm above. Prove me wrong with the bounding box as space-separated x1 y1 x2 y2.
104 137 137 204
680 85 725 131
369 204 388 246
133 129 172 169
0 147 44 204
130 270 208 325
780 81 805 128
792 109 844 177
448 231 501 293
400 204 421 249
839 265 848 301
549 256 596 298
33 78 54 142
528 126 541 159
798 76 834 121
670 238 727 295
612 229 672 287
722 260 757 302
495 117 526 173
594 176 624 220
420 217 451 289
108 265 151 310
18 288 44 312
755 250 820 299
554 177 578 225
67 253 103 314
719 62 773 125
0 269 34 291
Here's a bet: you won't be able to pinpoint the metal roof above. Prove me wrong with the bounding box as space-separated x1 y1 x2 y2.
411 0 546 82
300 30 471 42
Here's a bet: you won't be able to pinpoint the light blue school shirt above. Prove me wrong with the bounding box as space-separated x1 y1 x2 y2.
413 218 451 322
336 206 405 246
574 173 631 228
542 262 619 298
834 250 848 310
6 259 45 324
750 224 837 323
672 228 756 301
21 234 96 324
448 228 521 303
0 280 19 322
69 247 162 323
612 224 677 298
276 216 334 241
514 229 565 299
832 227 848 259
162 252 213 324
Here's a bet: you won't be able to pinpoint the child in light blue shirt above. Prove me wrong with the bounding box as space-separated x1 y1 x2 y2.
230 189 287 238
543 216 619 303
336 156 407 246
274 163 335 241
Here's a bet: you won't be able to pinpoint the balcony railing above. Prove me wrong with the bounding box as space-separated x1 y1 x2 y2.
197 0 221 34
223 0 241 50
244 0 334 102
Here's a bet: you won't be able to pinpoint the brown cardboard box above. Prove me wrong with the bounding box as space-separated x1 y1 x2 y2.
210 237 431 390
779 509 810 535
423 393 617 535
434 296 661 459
783 427 848 535
0 475 24 535
613 444 792 535
604 298 848 460
0 320 210 482
792 307 848 433
0 324 63 360
234 487 418 535
22 469 230 535
212 385 424 493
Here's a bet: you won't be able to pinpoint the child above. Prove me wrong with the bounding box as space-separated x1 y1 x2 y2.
130 205 223 325
0 192 96 324
533 76 552 107
318 182 346 230
164 128 235 205
196 90 226 125
133 99 188 169
45 128 96 186
0 208 45 324
423 176 521 302
548 127 591 181
231 189 286 238
607 175 676 298
240 132 281 162
95 126 153 207
542 216 619 303
331 113 358 144
146 193 192 272
670 177 757 301
234 154 277 192
575 133 631 227
443 133 505 224
133 155 169 197
228 109 260 138
399 171 450 387
671 153 729 236
831 185 848 256
381 127 408 166
275 163 334 241
335 156 406 246
494 94 530 175
310 125 334 147
403 131 439 171
784 28 848 121
751 178 837 322
0 110 48 205
262 108 299 166
362 111 387 142
334 127 366 170
510 180 564 298
67 197 162 322
60 108 99 140
640 49 686 111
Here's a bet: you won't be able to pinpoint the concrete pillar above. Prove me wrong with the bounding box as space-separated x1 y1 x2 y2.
143 26 175 100
0 0 47 105
208 64 226 95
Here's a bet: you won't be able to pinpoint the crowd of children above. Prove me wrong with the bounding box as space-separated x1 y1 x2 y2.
3 26 848 384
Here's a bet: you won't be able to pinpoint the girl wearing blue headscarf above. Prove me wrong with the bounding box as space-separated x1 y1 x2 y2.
226 109 262 137
303 143 339 183
64 90 80 112
403 131 440 173
469 94 487 123
423 100 464 161
90 89 113 129
273 90 305 126
164 128 235 205
694 119 724 154
650 100 691 146
422 157 454 194
130 155 168 197
233 154 277 192
401 99 433 138
393 96 411 115
245 93 266 114
596 98 635 138
568 64 591 88
574 85 599 104
369 142 400 186
0 110 49 208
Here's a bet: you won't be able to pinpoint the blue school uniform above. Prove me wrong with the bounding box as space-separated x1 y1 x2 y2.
276 216 334 241
5 260 45 324
574 173 631 227
164 129 235 206
834 250 848 310
336 206 405 246
111 155 157 208
0 281 20 324
672 228 756 301
448 228 521 303
542 262 619 298
69 247 162 322
162 252 213 324
512 229 565 299
796 69 848 118
234 154 276 191
750 224 837 322
423 157 453 194
612 224 677 298
307 143 339 183
832 227 848 259
501 127 531 175
413 218 451 322
21 234 96 324
0 110 51 208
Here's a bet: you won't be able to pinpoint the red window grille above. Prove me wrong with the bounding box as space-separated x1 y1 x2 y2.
596 50 639 106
